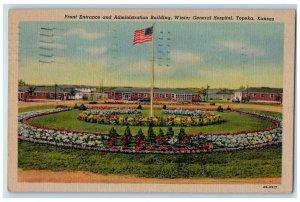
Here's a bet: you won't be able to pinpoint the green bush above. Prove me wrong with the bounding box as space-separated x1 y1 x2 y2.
166 126 174 138
78 104 87 111
147 126 156 143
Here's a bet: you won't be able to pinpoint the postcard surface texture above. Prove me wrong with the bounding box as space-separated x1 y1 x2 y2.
8 8 295 193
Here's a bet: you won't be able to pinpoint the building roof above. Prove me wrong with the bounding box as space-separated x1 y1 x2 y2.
110 87 195 95
59 85 96 89
19 86 69 93
244 87 283 94
216 89 234 95
207 89 234 95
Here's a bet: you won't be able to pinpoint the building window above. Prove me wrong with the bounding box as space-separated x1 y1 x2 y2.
253 93 256 96
42 92 46 96
138 93 142 97
159 94 163 98
261 93 264 97
144 93 148 97
172 94 175 98
20 93 23 98
166 94 169 98
271 94 274 98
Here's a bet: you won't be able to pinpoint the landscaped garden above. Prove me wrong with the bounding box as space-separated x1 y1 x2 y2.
17 104 283 178
18 105 282 153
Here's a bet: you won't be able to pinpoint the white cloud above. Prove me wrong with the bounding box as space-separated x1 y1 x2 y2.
38 42 65 49
222 40 266 57
83 47 107 55
63 28 104 40
170 51 203 64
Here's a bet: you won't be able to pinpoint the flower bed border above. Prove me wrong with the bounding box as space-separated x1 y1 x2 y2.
18 107 282 154
21 107 280 137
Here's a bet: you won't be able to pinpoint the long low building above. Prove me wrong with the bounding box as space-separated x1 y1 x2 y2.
106 87 200 102
241 87 283 103
18 85 105 101
18 86 70 101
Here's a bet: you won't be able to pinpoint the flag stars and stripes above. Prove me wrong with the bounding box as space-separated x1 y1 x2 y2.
133 27 153 45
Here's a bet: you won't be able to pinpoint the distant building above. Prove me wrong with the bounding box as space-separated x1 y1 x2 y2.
241 87 283 103
233 91 243 102
18 86 70 101
207 89 234 101
60 85 105 100
106 87 200 102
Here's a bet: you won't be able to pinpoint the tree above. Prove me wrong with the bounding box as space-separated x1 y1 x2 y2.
54 84 58 100
239 85 246 90
27 86 36 97
68 88 76 100
206 84 210 101
18 80 27 87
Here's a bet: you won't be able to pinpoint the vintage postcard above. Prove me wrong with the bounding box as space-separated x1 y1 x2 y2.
8 9 295 193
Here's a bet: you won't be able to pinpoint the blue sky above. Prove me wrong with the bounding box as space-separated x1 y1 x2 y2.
19 21 284 89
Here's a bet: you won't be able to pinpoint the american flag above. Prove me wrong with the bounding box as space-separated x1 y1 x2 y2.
133 26 153 45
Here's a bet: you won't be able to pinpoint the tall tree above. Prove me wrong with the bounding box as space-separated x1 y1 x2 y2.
206 84 210 101
18 80 26 87
54 84 58 100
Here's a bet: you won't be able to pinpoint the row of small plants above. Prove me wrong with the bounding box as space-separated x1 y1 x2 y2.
18 108 282 154
163 109 203 116
77 111 224 127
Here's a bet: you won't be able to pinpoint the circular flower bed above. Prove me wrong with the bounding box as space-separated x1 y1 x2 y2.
18 107 282 154
77 110 224 127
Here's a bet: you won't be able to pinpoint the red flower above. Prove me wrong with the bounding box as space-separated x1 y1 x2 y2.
135 146 142 151
146 146 155 151
203 143 211 150
159 146 170 151
180 147 187 153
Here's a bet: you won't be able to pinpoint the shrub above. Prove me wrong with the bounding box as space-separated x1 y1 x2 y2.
121 126 132 149
158 128 165 138
163 104 167 110
78 104 87 111
109 127 118 137
136 104 142 109
89 101 97 104
217 106 224 112
166 126 174 139
123 126 132 137
147 126 156 144
74 104 78 109
177 128 186 142
226 106 231 110
210 103 216 106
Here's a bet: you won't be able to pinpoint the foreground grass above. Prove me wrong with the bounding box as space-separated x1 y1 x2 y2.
18 141 282 179
28 109 274 135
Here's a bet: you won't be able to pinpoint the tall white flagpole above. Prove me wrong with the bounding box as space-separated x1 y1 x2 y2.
150 24 155 117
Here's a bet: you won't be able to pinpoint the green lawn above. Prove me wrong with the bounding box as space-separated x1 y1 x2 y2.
27 109 275 135
19 105 56 113
18 141 282 178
